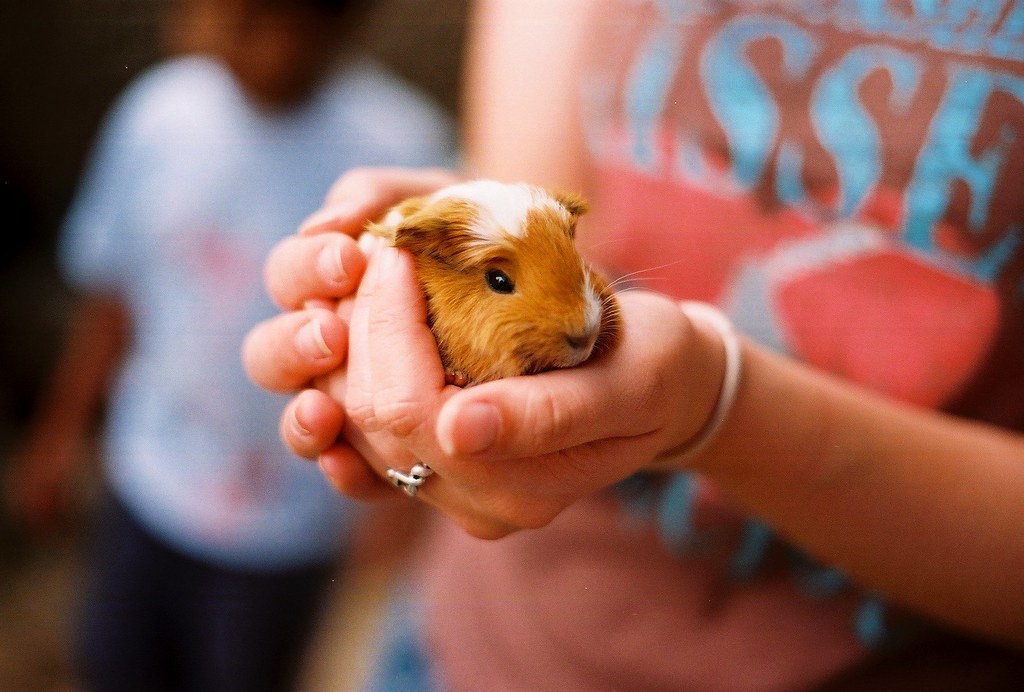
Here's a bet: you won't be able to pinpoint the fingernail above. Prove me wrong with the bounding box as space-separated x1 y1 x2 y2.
378 245 401 274
358 232 386 257
296 319 333 359
288 397 311 436
290 402 312 437
444 402 500 455
318 242 348 284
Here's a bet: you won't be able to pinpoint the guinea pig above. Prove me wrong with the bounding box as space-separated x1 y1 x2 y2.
365 180 621 385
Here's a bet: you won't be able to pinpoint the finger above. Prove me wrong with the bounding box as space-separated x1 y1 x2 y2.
280 389 345 459
346 246 446 440
299 167 461 237
366 247 448 425
319 443 395 501
265 233 367 309
343 249 384 433
242 308 348 392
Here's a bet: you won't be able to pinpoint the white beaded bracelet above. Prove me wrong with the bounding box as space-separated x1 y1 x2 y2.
677 301 743 459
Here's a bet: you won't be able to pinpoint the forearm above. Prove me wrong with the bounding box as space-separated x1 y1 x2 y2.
30 294 129 443
463 0 592 190
691 340 1024 645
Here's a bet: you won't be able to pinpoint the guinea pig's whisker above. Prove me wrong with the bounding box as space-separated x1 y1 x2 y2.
608 260 684 290
601 294 623 311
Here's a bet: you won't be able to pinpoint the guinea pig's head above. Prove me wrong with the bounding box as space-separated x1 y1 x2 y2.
369 180 620 384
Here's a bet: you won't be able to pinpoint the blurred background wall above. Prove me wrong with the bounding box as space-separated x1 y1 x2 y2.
0 0 468 686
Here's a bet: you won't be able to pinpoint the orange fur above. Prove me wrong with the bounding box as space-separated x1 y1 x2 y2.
366 181 620 384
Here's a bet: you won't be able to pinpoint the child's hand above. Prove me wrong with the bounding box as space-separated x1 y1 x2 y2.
8 429 81 532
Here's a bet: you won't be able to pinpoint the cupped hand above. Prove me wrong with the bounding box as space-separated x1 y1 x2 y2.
331 242 727 539
241 167 463 496
242 165 726 535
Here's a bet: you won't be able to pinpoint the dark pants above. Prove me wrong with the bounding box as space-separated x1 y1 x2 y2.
75 497 337 692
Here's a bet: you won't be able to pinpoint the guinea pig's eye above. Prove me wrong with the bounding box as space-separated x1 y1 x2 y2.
485 268 515 294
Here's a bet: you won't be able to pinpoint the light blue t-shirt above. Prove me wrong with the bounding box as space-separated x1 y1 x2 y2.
60 55 453 570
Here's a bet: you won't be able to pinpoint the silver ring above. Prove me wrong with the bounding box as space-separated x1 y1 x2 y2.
386 462 434 497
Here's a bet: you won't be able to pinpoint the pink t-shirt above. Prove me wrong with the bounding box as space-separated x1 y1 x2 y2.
422 498 865 690
420 2 1023 689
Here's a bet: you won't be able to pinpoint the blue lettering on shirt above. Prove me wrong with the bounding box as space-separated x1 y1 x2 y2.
813 46 922 217
701 16 818 189
617 1 1023 288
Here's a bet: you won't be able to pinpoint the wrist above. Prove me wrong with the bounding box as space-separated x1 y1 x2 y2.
653 301 744 469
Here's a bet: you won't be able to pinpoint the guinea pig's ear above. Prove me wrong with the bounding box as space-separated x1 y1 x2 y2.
390 195 429 220
366 195 429 243
552 191 589 219
390 199 485 269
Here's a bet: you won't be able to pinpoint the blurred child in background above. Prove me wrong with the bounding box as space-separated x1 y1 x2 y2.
10 0 452 689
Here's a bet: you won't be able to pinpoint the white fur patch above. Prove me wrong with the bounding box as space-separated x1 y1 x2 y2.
583 271 603 333
430 180 566 241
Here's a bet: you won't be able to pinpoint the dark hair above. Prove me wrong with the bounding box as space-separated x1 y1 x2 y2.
313 0 373 14
256 0 374 17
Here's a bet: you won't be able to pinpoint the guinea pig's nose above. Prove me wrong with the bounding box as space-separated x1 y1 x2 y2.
564 329 598 353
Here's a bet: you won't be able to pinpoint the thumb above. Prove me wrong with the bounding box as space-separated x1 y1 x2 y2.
435 365 647 459
346 245 447 438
